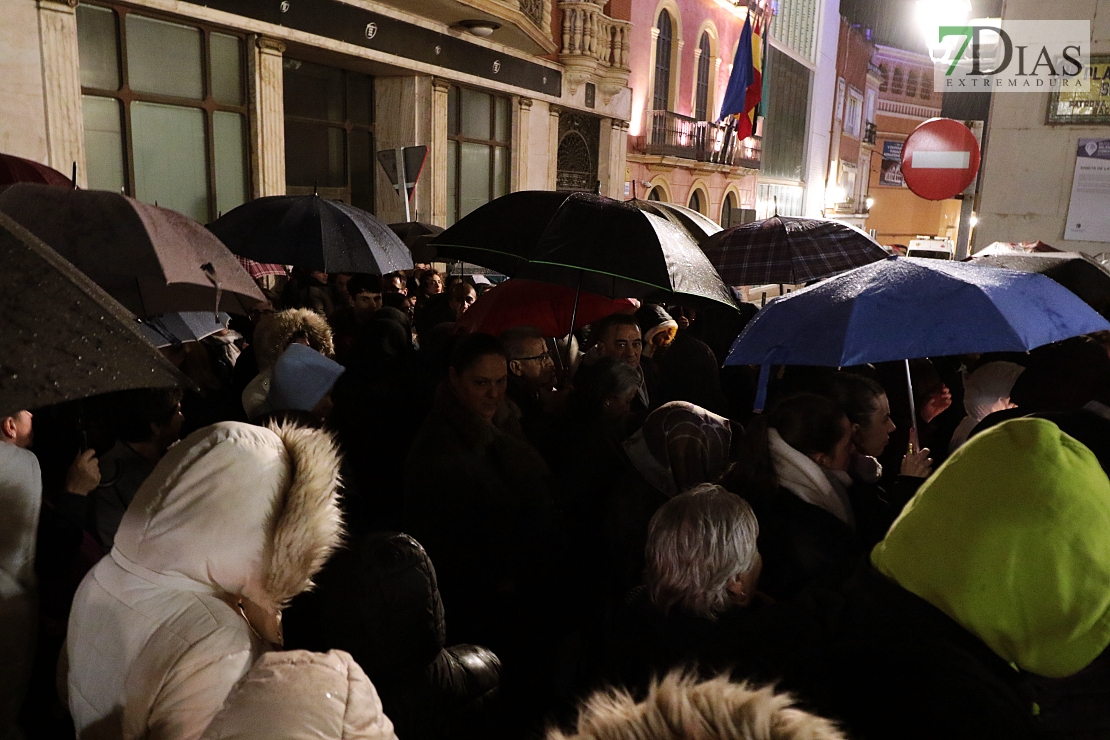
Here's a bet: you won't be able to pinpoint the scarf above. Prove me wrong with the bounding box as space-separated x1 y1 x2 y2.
768 428 856 529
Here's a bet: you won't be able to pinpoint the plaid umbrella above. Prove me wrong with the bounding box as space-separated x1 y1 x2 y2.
701 216 888 286
236 255 287 280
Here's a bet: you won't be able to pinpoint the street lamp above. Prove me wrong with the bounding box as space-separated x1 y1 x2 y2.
916 0 971 66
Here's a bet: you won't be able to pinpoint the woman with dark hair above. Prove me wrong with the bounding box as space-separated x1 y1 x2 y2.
722 393 865 599
402 334 569 730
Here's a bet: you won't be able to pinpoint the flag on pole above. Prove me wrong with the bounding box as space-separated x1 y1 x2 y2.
717 15 754 124
738 19 765 140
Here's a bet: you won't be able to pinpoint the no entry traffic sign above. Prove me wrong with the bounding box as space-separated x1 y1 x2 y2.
900 118 981 201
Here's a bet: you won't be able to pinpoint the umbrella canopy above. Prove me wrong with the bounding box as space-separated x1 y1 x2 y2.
236 256 287 280
455 279 637 337
389 221 443 263
209 195 413 274
727 256 1110 368
0 152 72 190
515 193 737 308
626 199 723 244
974 240 1060 256
430 191 572 276
972 252 1110 318
0 184 263 317
702 215 888 286
137 311 232 348
0 212 185 418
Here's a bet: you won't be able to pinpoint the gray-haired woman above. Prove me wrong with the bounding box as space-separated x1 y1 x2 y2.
608 484 803 692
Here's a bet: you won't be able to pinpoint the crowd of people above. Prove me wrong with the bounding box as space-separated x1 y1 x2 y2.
4 262 1110 740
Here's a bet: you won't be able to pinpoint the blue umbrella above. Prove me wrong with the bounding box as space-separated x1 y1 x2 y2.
726 257 1110 418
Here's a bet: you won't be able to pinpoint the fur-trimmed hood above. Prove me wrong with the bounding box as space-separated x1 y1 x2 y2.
254 308 335 371
111 421 343 634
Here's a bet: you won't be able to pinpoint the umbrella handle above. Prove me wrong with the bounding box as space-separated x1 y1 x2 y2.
202 263 223 321
565 271 583 372
904 358 918 454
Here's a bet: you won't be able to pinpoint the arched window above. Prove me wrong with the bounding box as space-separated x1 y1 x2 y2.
688 189 702 214
891 67 904 95
721 191 737 227
695 32 712 120
878 63 889 92
653 11 673 110
921 72 933 99
905 70 919 98
648 185 665 201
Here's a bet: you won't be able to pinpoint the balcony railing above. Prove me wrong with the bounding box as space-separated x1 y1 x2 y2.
631 110 761 169
863 121 877 144
519 0 544 26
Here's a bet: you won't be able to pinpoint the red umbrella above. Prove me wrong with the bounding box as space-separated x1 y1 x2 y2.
0 153 72 189
456 279 637 337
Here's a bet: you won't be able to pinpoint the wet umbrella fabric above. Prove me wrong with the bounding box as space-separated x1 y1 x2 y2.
137 311 232 348
389 221 443 264
0 212 185 418
430 190 571 276
725 256 1110 409
0 152 72 189
0 184 263 317
209 195 413 274
702 215 889 286
626 199 723 244
514 193 738 309
971 252 1110 319
455 279 637 337
433 191 736 309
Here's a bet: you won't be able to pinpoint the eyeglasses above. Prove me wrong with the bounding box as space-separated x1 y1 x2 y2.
514 352 553 364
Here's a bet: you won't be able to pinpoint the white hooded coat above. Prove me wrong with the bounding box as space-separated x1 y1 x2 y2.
66 422 343 740
200 650 396 740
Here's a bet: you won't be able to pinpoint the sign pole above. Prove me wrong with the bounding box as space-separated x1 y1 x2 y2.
396 146 411 223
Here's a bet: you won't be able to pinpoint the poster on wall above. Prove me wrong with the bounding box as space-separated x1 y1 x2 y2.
879 141 905 186
1064 139 1110 242
1048 55 1110 124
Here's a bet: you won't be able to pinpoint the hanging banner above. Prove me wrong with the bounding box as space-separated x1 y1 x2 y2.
879 141 906 187
1065 138 1110 242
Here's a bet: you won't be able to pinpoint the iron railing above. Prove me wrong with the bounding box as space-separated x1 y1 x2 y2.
631 110 761 169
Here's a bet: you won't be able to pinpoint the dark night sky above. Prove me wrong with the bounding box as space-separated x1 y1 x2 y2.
838 0 1004 53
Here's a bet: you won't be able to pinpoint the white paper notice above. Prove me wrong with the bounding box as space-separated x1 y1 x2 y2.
1065 139 1110 242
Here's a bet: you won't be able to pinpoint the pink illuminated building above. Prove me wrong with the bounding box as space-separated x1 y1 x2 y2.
625 0 769 226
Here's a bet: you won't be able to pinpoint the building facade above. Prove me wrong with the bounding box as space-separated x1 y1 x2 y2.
863 43 960 246
821 17 879 230
975 0 1110 255
1 0 633 228
624 0 765 227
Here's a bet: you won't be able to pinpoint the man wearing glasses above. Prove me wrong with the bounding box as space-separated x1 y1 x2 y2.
502 325 561 457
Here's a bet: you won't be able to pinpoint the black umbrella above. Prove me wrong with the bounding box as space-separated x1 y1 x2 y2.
388 221 442 263
0 212 186 418
701 215 889 286
0 184 264 317
209 195 413 274
429 191 574 276
514 193 738 309
431 191 737 309
971 252 1110 319
626 199 723 245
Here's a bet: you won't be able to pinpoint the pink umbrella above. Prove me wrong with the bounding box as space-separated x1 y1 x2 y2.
455 279 637 337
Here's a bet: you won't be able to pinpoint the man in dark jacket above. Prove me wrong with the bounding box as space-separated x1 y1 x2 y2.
501 325 561 460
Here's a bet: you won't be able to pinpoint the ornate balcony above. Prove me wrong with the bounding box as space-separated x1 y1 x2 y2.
558 0 631 103
631 111 761 170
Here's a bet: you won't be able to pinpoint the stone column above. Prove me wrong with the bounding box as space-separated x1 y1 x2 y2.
597 118 629 199
512 97 532 192
249 37 286 198
547 106 560 190
37 0 84 185
430 78 450 226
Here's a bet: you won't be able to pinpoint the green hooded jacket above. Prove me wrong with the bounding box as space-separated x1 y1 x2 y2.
872 418 1110 678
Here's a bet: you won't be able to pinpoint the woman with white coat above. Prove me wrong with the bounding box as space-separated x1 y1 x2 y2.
65 421 344 740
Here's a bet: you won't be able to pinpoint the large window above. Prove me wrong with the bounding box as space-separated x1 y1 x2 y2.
844 89 863 138
760 46 810 182
283 59 374 212
653 11 673 111
76 4 248 222
446 85 511 225
694 32 712 121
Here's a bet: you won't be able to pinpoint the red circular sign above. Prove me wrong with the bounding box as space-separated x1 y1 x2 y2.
899 118 981 201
